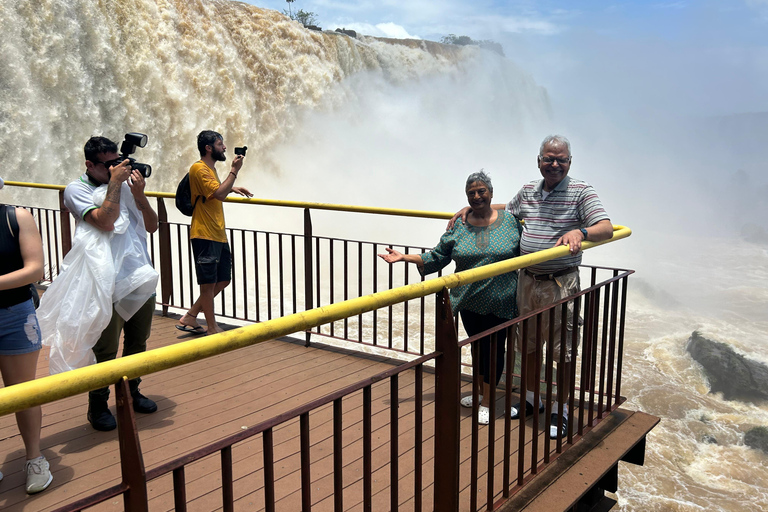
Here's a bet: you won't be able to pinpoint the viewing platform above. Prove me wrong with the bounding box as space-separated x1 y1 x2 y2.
0 183 658 511
0 313 657 511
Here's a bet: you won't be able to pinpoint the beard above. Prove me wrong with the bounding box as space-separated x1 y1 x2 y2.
212 148 226 162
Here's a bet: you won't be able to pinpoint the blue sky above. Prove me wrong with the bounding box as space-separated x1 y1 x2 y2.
247 0 768 118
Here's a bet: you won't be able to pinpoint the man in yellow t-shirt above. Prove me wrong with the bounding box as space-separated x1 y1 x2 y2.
176 130 252 335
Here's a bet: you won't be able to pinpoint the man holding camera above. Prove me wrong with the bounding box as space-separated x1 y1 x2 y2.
62 136 160 431
176 130 252 335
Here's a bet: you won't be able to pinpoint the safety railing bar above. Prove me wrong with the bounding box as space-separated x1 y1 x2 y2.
502 327 514 497
469 340 479 511
567 296 581 446
389 374 399 510
279 235 285 318
263 428 276 512
300 412 312 512
616 276 629 405
543 309 555 463
597 283 611 419
414 364 423 512
333 397 343 512
588 287 601 426
221 446 234 512
363 384 372 511
372 243 378 345
291 234 298 315
266 233 273 320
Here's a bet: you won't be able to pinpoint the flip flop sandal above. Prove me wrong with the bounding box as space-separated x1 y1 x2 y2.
460 395 483 408
175 324 205 334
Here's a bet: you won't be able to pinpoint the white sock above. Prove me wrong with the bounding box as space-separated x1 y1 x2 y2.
525 391 542 408
553 401 569 419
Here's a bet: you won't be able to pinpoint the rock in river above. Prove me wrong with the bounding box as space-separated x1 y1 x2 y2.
686 331 768 402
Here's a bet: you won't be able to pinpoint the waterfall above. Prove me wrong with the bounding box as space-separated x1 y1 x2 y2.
0 0 552 203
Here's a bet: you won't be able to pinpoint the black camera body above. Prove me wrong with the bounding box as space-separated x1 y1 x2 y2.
234 146 247 157
118 133 152 178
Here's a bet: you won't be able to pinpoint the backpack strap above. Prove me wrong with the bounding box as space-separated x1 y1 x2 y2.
4 204 19 238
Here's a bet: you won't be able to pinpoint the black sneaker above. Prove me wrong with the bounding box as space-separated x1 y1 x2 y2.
131 392 158 414
88 407 117 431
549 413 568 439
510 401 545 419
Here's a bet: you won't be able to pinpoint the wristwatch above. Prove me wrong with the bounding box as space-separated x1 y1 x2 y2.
580 228 588 240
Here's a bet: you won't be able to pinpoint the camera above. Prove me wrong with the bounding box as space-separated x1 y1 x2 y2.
234 146 247 157
112 133 152 178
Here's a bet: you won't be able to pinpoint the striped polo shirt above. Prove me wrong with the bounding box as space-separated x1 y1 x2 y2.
505 176 610 273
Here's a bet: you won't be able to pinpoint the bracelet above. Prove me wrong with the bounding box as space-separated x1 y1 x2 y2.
229 172 238 178
579 228 588 240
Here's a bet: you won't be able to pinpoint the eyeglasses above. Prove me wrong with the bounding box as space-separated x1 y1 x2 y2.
96 159 122 168
539 156 571 165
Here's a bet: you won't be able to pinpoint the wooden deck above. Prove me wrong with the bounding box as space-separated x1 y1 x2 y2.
0 312 657 511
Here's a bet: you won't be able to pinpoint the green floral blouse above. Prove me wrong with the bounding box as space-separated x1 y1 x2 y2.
420 210 521 319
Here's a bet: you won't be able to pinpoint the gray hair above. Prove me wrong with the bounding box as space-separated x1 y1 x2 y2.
539 135 571 156
465 169 492 193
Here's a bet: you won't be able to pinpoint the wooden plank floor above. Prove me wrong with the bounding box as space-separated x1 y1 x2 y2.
0 311 636 512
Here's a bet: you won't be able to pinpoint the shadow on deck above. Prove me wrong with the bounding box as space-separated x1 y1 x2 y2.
0 312 657 512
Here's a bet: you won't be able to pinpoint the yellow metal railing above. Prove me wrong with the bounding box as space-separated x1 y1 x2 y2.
0 225 629 417
4 180 453 220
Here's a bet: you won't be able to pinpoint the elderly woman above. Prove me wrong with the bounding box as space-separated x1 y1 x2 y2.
379 171 520 425
0 177 52 493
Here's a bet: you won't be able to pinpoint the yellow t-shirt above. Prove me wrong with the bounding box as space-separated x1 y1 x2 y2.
189 160 227 243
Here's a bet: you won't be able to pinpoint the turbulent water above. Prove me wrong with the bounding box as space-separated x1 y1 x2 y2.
2 1 767 510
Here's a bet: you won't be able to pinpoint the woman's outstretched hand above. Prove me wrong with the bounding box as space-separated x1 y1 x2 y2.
378 247 404 263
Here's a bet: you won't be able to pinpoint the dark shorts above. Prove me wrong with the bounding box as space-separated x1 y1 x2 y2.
191 239 232 285
0 298 42 355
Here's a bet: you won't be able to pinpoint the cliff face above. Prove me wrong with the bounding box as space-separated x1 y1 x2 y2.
0 0 551 193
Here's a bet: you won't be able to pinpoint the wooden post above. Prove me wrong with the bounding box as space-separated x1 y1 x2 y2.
303 208 313 347
157 198 173 316
115 377 148 511
58 190 72 257
433 288 460 511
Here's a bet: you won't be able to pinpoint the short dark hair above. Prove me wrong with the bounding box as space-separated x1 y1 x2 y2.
198 130 223 157
84 136 118 163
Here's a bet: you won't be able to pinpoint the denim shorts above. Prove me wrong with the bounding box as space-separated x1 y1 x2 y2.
191 239 232 285
0 298 42 355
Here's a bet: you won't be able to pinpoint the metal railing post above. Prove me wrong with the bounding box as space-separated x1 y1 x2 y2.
157 198 173 316
304 208 313 347
58 190 72 257
115 377 149 512
433 288 460 512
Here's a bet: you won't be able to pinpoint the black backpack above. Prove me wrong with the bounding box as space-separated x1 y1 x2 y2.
175 173 204 216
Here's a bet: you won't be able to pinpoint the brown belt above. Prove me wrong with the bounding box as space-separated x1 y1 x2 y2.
523 266 578 281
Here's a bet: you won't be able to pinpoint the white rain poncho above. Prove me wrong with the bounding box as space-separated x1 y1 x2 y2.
38 184 158 374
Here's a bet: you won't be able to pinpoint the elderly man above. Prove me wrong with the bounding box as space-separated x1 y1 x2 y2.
451 135 612 438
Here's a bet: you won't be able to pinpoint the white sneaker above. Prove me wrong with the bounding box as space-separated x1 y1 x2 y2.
477 406 490 425
460 395 483 408
25 456 53 494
